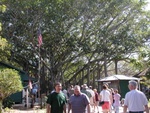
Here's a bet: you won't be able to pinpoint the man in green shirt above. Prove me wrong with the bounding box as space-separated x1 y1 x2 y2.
46 82 67 113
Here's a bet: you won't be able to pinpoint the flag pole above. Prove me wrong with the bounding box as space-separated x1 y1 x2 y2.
37 28 43 108
38 45 41 107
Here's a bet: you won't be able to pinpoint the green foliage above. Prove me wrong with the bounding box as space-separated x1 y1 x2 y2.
0 5 6 13
146 70 150 79
0 0 150 86
0 38 8 50
140 76 150 87
2 97 14 108
0 33 11 62
0 68 23 101
129 46 150 78
129 58 143 69
0 4 11 63
0 23 1 31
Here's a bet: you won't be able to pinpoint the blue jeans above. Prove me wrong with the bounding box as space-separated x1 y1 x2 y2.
114 106 119 113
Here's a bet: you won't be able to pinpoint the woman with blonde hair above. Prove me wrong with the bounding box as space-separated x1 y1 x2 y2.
93 88 99 112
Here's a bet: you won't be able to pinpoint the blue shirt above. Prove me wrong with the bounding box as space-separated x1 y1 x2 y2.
69 93 90 113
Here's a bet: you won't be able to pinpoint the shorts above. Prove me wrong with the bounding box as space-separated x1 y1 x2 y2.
102 101 110 110
95 101 99 106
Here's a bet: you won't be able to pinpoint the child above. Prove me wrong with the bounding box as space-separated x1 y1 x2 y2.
113 89 121 113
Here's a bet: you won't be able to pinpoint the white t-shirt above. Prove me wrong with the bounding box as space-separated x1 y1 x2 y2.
100 89 111 101
124 89 148 111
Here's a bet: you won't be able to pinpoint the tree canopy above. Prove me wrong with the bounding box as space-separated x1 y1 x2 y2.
0 0 150 90
0 68 23 112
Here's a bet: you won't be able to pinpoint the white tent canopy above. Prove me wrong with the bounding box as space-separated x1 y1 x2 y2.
97 75 139 82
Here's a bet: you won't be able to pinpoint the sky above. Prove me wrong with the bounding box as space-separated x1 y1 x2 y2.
145 0 150 10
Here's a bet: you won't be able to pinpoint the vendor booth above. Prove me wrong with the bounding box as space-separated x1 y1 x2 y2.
97 75 140 98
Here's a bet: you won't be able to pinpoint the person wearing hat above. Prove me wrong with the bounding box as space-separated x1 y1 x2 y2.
123 80 149 113
87 86 95 112
81 84 92 99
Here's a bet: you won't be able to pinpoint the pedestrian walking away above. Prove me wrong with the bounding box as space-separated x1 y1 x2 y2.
93 88 99 113
113 89 121 113
123 80 149 113
100 84 111 113
81 84 92 99
87 86 95 112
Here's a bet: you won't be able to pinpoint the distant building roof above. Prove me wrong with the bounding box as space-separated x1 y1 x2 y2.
134 68 150 77
0 61 25 73
97 75 139 82
0 61 37 81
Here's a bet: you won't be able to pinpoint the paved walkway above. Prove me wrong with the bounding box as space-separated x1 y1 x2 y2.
4 104 124 113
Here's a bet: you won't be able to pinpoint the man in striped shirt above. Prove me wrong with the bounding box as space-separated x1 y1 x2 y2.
68 85 91 113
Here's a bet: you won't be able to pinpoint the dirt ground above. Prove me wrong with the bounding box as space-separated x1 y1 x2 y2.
4 109 45 113
4 104 46 113
3 104 150 113
3 104 113 113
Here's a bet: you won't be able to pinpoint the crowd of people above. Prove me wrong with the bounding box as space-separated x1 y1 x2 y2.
46 81 149 113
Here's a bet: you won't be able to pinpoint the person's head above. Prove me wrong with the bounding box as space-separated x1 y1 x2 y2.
102 84 107 90
93 88 97 92
104 83 109 88
70 85 74 88
83 84 88 90
89 86 92 89
81 85 83 90
54 82 62 93
74 85 81 95
110 88 114 92
114 89 118 94
128 80 138 90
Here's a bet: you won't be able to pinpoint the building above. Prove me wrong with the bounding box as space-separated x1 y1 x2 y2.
0 62 36 103
97 74 139 98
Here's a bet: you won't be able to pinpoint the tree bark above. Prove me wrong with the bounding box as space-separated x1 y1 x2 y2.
115 60 118 74
104 55 108 77
0 100 3 113
87 66 90 85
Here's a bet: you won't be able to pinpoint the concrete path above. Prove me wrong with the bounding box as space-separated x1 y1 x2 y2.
4 104 124 113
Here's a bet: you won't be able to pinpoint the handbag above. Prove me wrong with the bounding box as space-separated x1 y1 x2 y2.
99 90 105 106
99 101 104 106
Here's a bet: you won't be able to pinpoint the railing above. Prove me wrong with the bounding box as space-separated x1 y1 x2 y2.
22 81 39 108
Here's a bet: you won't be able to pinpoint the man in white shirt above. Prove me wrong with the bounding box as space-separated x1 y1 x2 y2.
123 80 149 113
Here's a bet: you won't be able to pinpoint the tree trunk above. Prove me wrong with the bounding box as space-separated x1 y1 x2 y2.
115 60 118 74
81 70 84 85
93 70 95 88
104 55 108 77
87 66 90 86
0 100 3 113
